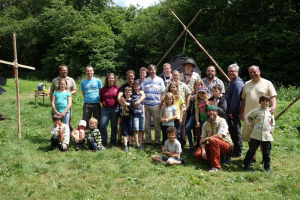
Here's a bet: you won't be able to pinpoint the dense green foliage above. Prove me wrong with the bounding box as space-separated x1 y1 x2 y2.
1 0 300 84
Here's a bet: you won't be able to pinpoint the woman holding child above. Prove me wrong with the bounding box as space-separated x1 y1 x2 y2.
100 73 120 146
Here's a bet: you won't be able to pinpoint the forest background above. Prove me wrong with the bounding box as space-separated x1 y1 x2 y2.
1 0 300 85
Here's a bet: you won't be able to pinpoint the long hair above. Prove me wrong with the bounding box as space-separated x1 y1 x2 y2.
164 92 175 106
193 79 205 94
104 73 118 87
167 81 180 101
58 78 68 90
195 88 210 105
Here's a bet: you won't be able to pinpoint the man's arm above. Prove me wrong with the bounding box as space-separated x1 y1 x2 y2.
117 92 125 107
70 89 77 95
270 96 277 114
82 91 85 98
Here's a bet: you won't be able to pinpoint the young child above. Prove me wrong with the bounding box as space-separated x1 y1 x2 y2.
49 114 70 152
121 87 135 152
161 92 178 152
159 63 172 87
71 120 86 151
137 67 148 85
185 80 205 151
51 78 72 135
132 81 145 150
85 118 105 151
195 86 210 146
208 84 227 120
244 95 275 173
152 126 183 165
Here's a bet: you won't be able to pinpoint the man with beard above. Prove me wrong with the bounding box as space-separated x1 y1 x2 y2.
203 66 225 96
194 105 233 172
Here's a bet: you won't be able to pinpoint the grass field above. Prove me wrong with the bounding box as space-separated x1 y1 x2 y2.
0 78 300 199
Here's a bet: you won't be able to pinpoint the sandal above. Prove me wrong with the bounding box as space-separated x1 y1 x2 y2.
208 167 222 172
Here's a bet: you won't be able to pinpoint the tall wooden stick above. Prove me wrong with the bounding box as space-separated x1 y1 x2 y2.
156 9 202 68
13 33 21 139
172 11 230 82
275 95 300 120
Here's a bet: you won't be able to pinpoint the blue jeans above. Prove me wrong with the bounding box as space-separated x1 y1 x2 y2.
63 112 70 136
121 118 133 136
185 115 196 147
100 107 119 143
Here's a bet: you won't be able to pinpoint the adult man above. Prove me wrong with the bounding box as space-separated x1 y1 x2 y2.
81 66 102 131
180 59 201 91
194 105 233 172
50 64 77 129
141 64 165 145
203 66 225 96
225 63 244 157
240 65 277 146
159 63 172 87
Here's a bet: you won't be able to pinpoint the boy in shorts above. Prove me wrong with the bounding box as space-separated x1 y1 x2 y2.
152 126 184 165
49 114 70 152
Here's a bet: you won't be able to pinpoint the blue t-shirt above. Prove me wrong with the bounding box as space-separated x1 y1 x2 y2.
53 91 71 113
81 78 102 103
162 105 176 126
132 91 144 117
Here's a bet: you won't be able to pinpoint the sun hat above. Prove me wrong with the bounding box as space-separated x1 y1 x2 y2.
197 86 208 93
79 120 87 127
182 58 196 68
206 105 218 111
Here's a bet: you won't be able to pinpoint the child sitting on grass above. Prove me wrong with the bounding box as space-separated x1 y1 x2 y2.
71 120 86 151
85 118 105 151
208 84 227 120
244 95 275 173
49 114 70 152
152 126 183 165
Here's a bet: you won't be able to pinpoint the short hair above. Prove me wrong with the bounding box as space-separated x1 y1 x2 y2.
148 64 157 71
259 94 270 103
124 86 132 93
228 63 239 72
86 65 94 71
249 65 260 71
213 84 222 92
166 126 177 135
58 64 68 71
52 114 62 121
207 66 216 71
164 92 175 106
126 70 135 76
133 80 140 86
104 73 118 87
140 67 147 72
163 63 171 69
89 118 98 125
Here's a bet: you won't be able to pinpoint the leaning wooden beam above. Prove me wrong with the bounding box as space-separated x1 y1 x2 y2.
171 11 230 82
275 95 300 120
0 60 35 70
156 9 202 68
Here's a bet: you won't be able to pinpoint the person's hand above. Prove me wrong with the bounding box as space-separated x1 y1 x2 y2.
179 119 182 124
228 113 233 119
205 99 210 106
196 122 200 128
60 112 66 118
135 102 140 108
240 114 244 121
209 99 216 106
97 145 101 149
125 107 129 112
269 106 275 114
74 137 79 143
189 95 194 101
270 129 274 134
62 144 67 149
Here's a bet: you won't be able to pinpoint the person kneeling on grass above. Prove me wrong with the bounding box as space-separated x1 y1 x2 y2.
85 118 106 152
49 114 70 152
71 120 86 151
194 105 233 172
152 126 184 166
244 95 275 173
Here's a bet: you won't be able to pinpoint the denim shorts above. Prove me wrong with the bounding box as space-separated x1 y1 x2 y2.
132 115 145 131
161 156 181 162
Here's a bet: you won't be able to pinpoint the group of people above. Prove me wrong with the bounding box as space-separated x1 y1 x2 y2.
48 59 277 173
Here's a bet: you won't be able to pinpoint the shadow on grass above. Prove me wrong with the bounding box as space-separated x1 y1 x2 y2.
28 101 51 108
24 136 51 152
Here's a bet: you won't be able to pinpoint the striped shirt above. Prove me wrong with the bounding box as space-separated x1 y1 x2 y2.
85 128 102 146
141 76 165 106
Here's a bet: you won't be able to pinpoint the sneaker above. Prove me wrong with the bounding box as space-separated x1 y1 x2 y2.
128 145 132 151
180 158 185 164
265 168 273 174
75 143 80 151
208 167 222 172
124 145 128 153
251 158 257 163
138 145 145 151
245 167 254 172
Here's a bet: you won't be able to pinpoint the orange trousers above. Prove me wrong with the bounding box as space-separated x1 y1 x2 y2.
194 138 232 169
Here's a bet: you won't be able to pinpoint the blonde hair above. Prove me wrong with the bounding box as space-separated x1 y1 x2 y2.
163 63 171 69
167 81 180 101
193 79 205 93
164 92 175 106
195 90 210 105
89 118 98 126
140 67 147 72
58 78 68 90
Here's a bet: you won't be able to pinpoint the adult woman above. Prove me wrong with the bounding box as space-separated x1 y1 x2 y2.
100 73 120 146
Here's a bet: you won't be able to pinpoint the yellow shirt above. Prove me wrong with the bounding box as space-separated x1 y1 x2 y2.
174 96 184 119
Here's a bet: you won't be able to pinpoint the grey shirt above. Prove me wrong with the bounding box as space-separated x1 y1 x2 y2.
203 77 225 96
164 139 182 158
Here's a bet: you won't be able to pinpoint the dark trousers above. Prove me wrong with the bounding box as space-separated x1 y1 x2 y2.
174 119 181 144
228 112 243 157
51 136 69 152
244 139 271 170
86 137 98 150
161 125 170 145
83 103 101 129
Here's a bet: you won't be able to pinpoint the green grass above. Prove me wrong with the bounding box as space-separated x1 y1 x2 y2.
0 78 300 199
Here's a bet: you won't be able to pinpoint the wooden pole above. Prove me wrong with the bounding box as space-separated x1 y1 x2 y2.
171 11 230 82
156 9 202 68
0 60 35 70
13 33 21 139
275 94 300 120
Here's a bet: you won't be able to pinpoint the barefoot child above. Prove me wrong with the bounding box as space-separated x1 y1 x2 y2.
49 114 70 152
244 95 275 173
85 118 105 151
152 126 183 165
161 92 178 152
71 120 86 151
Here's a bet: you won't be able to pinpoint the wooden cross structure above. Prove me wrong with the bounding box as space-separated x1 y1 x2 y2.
0 33 35 139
